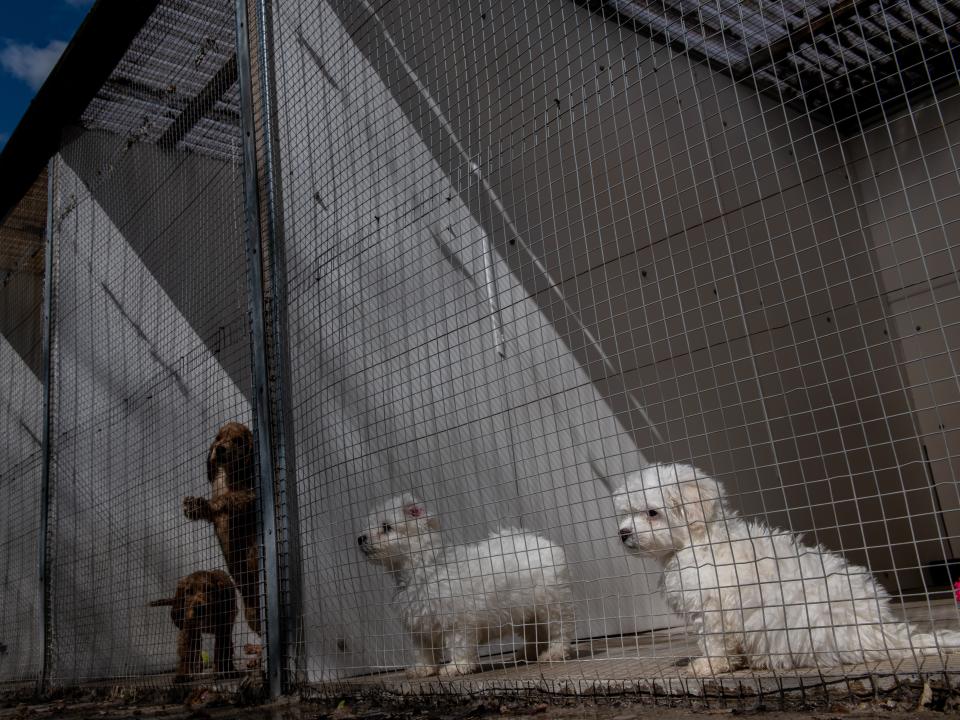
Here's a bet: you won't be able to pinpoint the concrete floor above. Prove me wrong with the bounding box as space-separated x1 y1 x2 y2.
5 600 958 703
323 599 960 699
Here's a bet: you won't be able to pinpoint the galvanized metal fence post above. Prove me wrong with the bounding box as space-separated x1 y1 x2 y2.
235 0 303 698
36 157 58 693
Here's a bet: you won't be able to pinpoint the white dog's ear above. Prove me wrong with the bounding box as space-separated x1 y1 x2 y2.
403 499 440 530
675 476 721 539
403 500 426 518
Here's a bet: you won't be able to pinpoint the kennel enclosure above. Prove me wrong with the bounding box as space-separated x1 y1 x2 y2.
1 0 960 699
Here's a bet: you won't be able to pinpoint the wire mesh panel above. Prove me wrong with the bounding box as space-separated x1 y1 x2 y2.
44 0 264 686
265 0 960 691
269 0 668 682
2 0 960 700
0 172 47 686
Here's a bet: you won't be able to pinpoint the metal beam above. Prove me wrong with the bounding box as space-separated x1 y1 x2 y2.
156 54 239 149
740 0 875 75
36 157 58 692
235 0 302 698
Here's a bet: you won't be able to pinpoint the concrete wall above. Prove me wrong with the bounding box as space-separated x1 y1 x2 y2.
41 143 257 684
847 94 960 570
340 0 960 589
0 172 45 683
0 332 42 683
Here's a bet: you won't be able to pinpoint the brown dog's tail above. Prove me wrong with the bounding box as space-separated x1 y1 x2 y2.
149 598 175 607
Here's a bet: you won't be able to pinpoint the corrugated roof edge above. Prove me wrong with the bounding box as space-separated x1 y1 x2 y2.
0 0 163 226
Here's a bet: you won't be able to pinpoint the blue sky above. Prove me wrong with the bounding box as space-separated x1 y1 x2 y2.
0 0 94 150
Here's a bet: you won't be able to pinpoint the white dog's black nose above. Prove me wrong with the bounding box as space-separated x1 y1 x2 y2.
619 528 633 543
357 535 367 546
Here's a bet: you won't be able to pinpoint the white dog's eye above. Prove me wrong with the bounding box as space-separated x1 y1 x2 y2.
647 509 659 518
381 523 393 533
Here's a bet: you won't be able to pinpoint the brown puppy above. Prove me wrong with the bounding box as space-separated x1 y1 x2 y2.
150 570 237 682
183 422 261 636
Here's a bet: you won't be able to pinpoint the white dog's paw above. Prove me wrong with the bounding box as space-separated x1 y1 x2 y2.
536 644 570 663
438 661 478 678
405 664 439 678
689 656 733 676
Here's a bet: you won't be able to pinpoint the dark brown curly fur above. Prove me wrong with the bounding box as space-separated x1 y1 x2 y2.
150 570 237 682
183 422 261 635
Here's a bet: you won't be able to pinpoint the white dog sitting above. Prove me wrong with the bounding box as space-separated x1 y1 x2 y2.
609 462 960 674
358 492 574 678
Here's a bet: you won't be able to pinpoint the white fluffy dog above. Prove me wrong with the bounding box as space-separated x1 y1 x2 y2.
358 493 574 678
609 462 960 674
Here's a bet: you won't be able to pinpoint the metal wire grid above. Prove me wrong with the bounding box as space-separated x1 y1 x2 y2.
0 174 47 685
0 0 958 698
587 0 960 133
41 0 263 686
264 0 960 689
81 0 241 162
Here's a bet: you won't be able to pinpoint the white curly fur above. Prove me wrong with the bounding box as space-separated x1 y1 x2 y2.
612 463 960 674
358 493 574 678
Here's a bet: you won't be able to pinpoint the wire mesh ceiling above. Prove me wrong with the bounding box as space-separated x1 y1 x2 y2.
71 0 960 160
584 0 960 133
78 0 240 161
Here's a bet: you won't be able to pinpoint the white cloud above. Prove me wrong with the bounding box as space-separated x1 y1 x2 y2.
0 40 67 91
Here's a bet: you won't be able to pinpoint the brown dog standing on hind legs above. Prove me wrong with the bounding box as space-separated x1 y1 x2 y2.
150 570 237 682
183 422 261 640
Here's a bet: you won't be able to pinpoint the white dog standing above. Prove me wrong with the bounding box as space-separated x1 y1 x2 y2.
607 462 960 674
358 492 575 678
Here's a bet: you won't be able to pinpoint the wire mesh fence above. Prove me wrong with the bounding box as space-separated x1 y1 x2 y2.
1 0 960 701
44 0 263 688
0 170 46 686
267 0 960 692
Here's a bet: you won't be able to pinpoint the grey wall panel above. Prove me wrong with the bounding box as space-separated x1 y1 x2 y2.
46 158 257 684
848 94 960 566
0 334 42 683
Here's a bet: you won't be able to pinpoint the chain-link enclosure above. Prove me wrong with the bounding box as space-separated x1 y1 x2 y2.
45 0 264 688
3 0 960 702
0 170 47 687
267 0 960 694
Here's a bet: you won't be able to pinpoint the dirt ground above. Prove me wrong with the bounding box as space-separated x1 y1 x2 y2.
3 689 960 720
